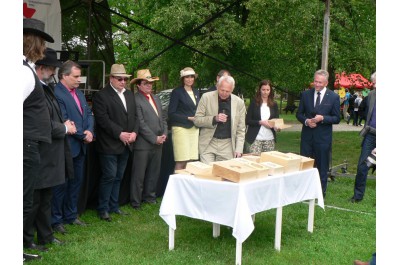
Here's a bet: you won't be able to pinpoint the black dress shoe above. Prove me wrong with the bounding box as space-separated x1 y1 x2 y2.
112 209 129 215
49 237 65 245
143 200 157 204
350 197 362 203
53 224 67 234
39 237 65 246
72 218 87 226
23 253 42 261
130 203 141 210
99 212 112 222
24 242 48 252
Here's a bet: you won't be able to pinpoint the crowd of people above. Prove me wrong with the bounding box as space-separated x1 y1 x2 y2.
23 17 376 264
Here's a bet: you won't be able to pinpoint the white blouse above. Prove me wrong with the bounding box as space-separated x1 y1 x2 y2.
256 103 274 141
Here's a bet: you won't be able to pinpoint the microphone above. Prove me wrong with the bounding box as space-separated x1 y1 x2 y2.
220 102 228 123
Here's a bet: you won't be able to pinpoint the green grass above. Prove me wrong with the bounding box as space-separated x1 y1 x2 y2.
27 131 375 265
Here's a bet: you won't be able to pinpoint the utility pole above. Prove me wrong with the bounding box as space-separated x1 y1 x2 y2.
321 0 331 71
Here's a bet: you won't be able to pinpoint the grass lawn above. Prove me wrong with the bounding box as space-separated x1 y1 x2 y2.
26 131 376 265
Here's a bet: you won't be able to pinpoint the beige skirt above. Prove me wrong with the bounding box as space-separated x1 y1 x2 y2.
171 126 199 161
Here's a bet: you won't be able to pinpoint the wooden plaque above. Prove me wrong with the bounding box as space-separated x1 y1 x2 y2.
186 161 213 175
233 158 270 177
260 151 301 173
285 153 315 171
259 162 285 175
212 160 258 183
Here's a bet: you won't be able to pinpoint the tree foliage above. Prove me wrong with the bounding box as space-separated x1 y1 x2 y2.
61 0 375 97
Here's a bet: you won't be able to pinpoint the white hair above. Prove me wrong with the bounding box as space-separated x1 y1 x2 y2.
217 75 235 90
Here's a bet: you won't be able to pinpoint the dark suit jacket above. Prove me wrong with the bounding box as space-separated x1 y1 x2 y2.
92 84 138 154
296 88 340 146
245 100 279 144
36 83 74 189
168 86 199 128
55 82 95 158
133 92 168 150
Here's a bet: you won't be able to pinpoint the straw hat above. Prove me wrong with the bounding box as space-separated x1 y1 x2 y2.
130 69 159 84
180 67 198 78
23 18 54 43
109 64 131 77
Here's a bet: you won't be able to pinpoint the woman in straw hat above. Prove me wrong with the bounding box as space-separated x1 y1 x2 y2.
168 67 200 170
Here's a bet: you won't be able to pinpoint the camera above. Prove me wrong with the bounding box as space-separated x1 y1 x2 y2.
365 148 376 173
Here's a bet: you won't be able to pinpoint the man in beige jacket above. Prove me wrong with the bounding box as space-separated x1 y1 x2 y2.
194 75 246 164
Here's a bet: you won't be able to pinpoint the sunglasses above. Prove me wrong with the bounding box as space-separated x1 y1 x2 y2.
113 76 129 82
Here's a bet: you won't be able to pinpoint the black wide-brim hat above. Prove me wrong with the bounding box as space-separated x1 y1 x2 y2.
36 48 62 68
23 18 54 43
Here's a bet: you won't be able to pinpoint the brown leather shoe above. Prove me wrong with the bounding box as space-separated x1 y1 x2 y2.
354 260 369 265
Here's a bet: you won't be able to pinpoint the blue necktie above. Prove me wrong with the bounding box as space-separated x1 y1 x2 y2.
315 92 321 107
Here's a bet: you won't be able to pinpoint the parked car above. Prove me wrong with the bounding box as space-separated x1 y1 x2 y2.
156 89 173 115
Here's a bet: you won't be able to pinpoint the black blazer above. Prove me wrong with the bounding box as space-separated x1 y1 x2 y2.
245 99 279 144
92 84 138 154
168 86 199 128
36 83 74 189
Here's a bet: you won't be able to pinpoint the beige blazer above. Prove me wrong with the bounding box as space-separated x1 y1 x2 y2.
194 91 246 155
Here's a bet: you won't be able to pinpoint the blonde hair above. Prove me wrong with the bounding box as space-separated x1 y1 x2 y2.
23 34 45 62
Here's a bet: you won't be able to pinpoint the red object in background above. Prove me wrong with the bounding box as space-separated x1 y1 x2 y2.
23 3 36 18
334 72 372 89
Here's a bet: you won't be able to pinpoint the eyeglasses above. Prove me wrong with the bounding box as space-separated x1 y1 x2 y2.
141 82 153 86
113 76 129 82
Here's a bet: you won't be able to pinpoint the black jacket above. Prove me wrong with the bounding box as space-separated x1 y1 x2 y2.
245 99 279 144
168 86 200 128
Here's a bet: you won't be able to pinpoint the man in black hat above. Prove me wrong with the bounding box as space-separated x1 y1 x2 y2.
23 48 77 251
23 18 54 261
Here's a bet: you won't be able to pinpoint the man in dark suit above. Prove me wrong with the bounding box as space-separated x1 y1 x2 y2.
92 64 138 221
24 48 76 250
53 60 94 232
296 69 340 197
23 18 54 262
350 72 376 203
130 69 168 210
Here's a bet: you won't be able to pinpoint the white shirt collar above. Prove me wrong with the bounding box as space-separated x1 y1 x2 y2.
110 83 126 94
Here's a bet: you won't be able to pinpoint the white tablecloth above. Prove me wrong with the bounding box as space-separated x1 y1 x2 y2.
159 168 324 243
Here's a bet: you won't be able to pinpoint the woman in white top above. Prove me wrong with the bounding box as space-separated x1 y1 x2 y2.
245 80 280 155
353 93 363 126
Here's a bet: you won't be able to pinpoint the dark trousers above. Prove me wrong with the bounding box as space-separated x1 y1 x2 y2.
24 187 53 245
353 133 376 200
130 148 162 206
23 139 40 243
301 141 331 195
52 151 85 225
353 110 359 125
97 148 130 214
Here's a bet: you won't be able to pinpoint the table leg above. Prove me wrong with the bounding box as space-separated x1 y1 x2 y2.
169 227 175 250
213 223 220 238
308 199 315 233
235 240 242 265
274 206 282 251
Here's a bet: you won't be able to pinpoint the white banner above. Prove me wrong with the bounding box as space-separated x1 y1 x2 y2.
23 0 62 50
